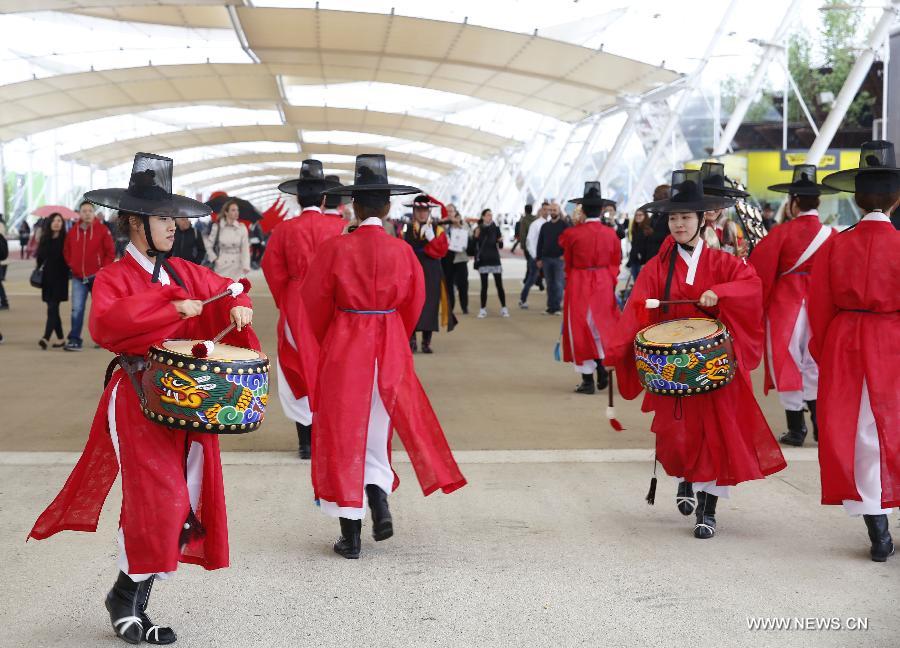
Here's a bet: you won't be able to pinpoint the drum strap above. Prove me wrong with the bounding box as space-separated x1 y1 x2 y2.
661 247 678 314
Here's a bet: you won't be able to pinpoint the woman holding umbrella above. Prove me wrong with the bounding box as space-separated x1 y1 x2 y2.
204 199 250 278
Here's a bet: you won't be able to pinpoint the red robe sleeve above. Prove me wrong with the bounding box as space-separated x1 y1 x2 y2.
423 229 449 259
747 227 782 307
401 245 427 337
260 224 288 309
807 238 837 363
708 256 765 372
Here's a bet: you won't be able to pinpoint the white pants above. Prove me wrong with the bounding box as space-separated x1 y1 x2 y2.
318 364 394 520
108 383 204 582
276 321 312 425
573 308 605 374
676 477 730 499
767 303 819 411
842 380 894 517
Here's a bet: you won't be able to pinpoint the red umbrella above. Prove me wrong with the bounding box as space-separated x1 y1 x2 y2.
32 205 79 220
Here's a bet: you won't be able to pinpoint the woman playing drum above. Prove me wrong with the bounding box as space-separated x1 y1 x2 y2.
605 169 786 540
29 153 259 645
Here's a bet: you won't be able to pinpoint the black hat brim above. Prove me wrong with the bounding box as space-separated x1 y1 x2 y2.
767 182 839 196
325 183 421 196
820 167 900 193
277 178 342 196
84 188 211 218
638 194 734 214
702 184 750 199
568 197 617 208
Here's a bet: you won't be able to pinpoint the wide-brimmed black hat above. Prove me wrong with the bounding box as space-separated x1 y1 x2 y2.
568 181 616 208
84 153 210 218
699 162 749 199
639 169 735 214
403 194 441 209
324 154 420 196
768 164 839 196
323 174 350 206
822 140 900 193
278 159 342 196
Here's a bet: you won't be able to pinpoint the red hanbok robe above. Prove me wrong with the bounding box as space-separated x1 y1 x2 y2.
749 213 834 393
261 207 344 399
559 219 622 364
299 222 466 508
29 252 258 574
606 238 786 485
808 214 900 507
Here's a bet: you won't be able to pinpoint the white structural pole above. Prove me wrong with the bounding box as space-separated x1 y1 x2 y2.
598 103 641 187
629 0 739 210
714 0 803 155
807 2 900 165
558 115 605 201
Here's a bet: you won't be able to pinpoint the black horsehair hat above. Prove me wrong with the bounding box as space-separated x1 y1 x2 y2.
83 152 211 218
639 169 735 214
768 164 838 196
822 140 900 194
403 194 441 209
278 159 342 196
699 161 749 199
324 154 421 197
568 181 616 209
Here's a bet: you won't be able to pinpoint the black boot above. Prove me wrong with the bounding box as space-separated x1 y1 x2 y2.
595 366 608 391
106 572 176 645
421 331 433 354
863 514 895 562
676 481 696 516
693 491 718 539
806 400 818 442
575 373 595 394
409 335 418 353
779 409 807 447
366 484 394 541
333 517 361 559
295 422 311 459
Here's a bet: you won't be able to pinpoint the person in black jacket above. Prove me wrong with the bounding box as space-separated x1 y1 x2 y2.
535 202 569 314
170 217 206 264
474 208 508 318
626 208 653 280
36 212 69 349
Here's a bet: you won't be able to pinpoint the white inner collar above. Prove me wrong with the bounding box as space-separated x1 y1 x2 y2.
126 242 170 286
796 209 819 217
862 212 891 223
677 238 704 286
302 206 323 214
359 217 384 228
585 217 602 222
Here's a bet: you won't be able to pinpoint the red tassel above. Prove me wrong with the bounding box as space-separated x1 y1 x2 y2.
238 277 252 293
191 342 208 358
609 418 624 432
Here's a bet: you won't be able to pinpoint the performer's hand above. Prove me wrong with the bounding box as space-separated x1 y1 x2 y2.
736 239 749 258
536 259 543 269
422 223 435 241
173 299 203 319
230 306 253 331
698 290 719 307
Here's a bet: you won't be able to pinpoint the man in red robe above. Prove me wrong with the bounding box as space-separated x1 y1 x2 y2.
29 154 259 644
606 170 786 540
749 164 837 447
812 140 900 562
261 160 341 458
299 154 466 559
559 182 621 394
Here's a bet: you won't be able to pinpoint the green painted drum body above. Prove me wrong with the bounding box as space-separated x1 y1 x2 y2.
141 339 270 434
634 318 736 396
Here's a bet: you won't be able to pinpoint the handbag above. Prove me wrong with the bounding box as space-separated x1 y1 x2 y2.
30 263 44 289
204 223 221 269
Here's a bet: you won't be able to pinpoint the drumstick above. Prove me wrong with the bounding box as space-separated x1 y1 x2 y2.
606 369 624 431
201 278 252 306
190 323 237 359
645 298 698 309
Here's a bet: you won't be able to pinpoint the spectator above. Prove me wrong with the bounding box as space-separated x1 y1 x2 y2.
626 208 653 280
18 219 31 259
36 213 69 350
761 202 777 231
519 202 548 308
204 199 251 278
248 220 265 269
516 203 535 257
473 208 508 318
0 214 8 310
702 209 740 254
62 200 115 351
442 204 471 315
171 216 207 264
644 183 672 262
535 201 569 315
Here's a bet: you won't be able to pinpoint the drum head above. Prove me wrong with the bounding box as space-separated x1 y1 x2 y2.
162 339 260 361
642 318 719 345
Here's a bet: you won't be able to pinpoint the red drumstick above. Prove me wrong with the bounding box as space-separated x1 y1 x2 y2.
191 323 237 358
201 278 252 306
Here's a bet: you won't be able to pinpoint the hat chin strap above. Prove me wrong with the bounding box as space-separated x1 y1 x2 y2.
141 216 184 287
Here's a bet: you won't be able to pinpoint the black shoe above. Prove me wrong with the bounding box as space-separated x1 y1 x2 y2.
806 400 819 442
779 409 807 447
863 514 895 562
64 340 83 352
409 338 418 353
296 422 311 459
334 517 361 559
421 343 433 354
39 338 48 350
0 303 8 310
676 481 696 516
366 484 394 541
693 491 718 539
595 367 609 391
574 374 595 394
106 573 176 645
